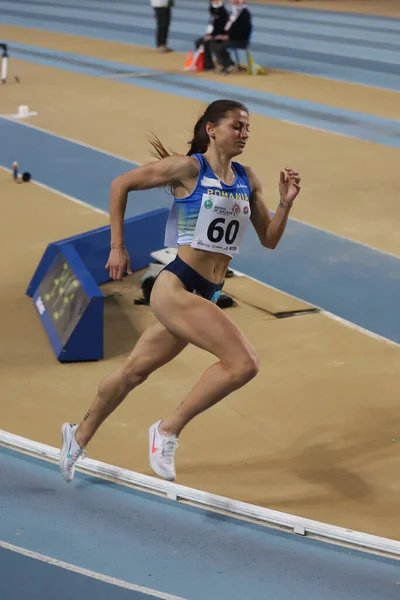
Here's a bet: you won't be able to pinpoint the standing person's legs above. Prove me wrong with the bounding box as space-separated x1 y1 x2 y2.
157 7 172 51
154 7 163 48
163 6 171 47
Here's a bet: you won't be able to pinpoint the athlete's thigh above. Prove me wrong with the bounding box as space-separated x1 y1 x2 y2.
125 318 188 375
150 272 255 365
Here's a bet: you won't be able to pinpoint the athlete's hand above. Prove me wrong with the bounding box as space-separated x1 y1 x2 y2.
105 248 132 281
279 167 301 205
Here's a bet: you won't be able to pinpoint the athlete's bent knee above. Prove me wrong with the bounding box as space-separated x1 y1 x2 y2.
120 363 149 390
230 351 260 386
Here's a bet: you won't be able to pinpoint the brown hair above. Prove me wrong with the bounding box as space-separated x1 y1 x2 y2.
148 99 249 160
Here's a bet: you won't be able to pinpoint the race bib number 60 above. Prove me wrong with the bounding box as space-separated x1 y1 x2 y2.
191 194 250 256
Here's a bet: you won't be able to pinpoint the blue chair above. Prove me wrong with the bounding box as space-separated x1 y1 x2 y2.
233 46 253 73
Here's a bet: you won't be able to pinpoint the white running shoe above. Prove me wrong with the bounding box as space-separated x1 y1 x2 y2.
149 420 178 481
60 423 86 483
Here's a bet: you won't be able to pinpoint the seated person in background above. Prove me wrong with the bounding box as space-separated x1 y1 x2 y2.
210 0 252 75
194 1 229 71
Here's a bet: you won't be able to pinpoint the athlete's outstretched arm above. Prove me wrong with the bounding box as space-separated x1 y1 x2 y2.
109 155 199 248
245 166 301 249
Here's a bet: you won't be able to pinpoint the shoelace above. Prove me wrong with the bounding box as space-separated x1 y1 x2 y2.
68 438 87 463
67 425 87 463
69 447 84 462
161 436 179 463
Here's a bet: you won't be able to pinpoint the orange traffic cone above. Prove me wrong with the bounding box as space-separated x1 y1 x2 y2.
184 51 194 71
184 47 205 72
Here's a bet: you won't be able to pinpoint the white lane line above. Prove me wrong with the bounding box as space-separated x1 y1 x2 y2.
0 540 186 600
0 165 108 215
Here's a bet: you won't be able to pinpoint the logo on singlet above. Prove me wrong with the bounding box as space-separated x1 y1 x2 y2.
232 203 240 217
213 202 241 217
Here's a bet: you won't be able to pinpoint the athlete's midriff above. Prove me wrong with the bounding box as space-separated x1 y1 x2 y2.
165 154 252 282
177 245 230 284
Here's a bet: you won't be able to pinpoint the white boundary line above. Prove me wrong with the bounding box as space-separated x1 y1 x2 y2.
247 274 400 347
2 117 399 261
1 430 399 559
249 274 400 347
0 540 185 600
248 273 400 348
320 309 400 346
0 165 108 215
0 116 136 164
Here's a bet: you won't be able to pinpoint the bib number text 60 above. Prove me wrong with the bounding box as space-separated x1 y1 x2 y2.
207 218 239 245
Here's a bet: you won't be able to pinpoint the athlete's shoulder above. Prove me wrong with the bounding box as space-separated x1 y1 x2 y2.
189 153 207 169
159 154 200 180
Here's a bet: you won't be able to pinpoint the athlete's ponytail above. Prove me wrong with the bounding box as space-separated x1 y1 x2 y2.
148 133 176 161
186 114 209 156
149 99 249 160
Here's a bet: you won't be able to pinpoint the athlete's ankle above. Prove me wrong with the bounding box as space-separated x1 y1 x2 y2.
160 417 188 437
75 424 89 448
158 419 180 438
